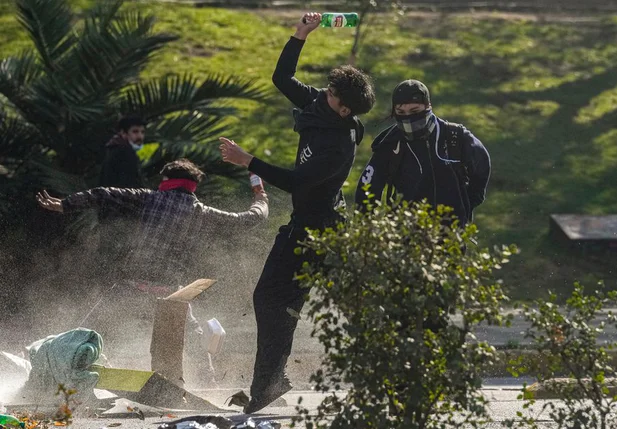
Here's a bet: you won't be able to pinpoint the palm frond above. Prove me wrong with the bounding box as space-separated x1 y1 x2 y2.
121 74 200 120
0 49 42 88
148 111 227 153
0 112 41 159
141 111 245 179
193 73 271 102
120 73 270 120
0 50 95 132
61 10 177 103
0 50 44 115
86 0 124 32
15 0 75 71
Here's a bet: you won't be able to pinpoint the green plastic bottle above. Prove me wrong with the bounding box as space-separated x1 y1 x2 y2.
320 13 359 28
0 414 24 428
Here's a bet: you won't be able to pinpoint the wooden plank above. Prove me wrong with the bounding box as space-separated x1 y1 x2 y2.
90 366 222 411
92 366 154 392
164 278 217 302
151 299 189 385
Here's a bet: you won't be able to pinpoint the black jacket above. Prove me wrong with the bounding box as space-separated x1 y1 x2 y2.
355 117 490 225
99 136 143 188
249 36 364 228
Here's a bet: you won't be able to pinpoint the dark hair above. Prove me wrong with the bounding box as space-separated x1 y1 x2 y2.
160 159 205 183
118 115 146 133
328 65 376 115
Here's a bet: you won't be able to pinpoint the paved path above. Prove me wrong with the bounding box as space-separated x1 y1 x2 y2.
49 381 560 428
3 307 617 428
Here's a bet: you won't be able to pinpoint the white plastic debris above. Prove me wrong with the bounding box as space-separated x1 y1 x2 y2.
204 318 226 355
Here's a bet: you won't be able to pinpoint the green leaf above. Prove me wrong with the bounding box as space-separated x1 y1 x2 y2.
120 73 270 120
15 0 75 70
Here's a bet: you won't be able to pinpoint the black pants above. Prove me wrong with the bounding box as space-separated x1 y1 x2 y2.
250 223 318 397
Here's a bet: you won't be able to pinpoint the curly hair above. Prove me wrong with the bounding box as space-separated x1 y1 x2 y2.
328 65 376 115
160 158 205 183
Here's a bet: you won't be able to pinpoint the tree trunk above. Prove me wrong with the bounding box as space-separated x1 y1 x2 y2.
348 6 370 65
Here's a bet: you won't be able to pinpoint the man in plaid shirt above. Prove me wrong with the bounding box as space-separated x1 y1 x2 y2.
37 158 268 385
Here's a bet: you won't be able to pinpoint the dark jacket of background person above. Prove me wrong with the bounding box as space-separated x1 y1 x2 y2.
99 135 143 188
62 186 269 287
97 135 144 276
355 117 490 226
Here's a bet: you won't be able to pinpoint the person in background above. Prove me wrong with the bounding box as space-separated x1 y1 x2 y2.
100 115 146 189
97 115 147 278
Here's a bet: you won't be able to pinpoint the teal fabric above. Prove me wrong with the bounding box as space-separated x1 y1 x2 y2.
25 328 103 396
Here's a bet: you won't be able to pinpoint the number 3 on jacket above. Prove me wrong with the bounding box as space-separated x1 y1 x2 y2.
361 165 374 185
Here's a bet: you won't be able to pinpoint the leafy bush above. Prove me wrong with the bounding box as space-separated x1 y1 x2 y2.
294 197 516 429
508 282 617 429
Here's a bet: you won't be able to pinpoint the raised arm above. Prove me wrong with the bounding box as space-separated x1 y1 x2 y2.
271 13 321 108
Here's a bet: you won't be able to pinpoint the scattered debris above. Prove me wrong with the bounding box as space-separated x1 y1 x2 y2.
157 416 281 429
92 368 222 411
1 352 31 379
225 391 249 408
157 415 234 429
236 418 281 429
204 319 226 355
285 308 301 320
0 413 24 428
126 406 145 420
24 328 103 403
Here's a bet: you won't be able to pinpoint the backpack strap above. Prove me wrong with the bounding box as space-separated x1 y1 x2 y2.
442 120 470 187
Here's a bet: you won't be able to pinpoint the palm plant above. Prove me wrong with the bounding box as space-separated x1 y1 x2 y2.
0 0 268 224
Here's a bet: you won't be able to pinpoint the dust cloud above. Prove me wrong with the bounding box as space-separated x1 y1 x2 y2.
0 193 322 401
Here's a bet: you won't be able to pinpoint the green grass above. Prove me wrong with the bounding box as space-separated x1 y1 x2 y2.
2 2 617 301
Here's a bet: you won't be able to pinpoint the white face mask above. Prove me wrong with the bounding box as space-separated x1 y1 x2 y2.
129 141 144 152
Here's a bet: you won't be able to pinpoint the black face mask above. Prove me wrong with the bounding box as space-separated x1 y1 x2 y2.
394 109 436 141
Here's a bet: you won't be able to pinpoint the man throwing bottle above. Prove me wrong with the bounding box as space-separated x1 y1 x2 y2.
219 12 375 413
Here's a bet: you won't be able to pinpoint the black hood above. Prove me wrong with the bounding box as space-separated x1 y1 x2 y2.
293 90 364 146
370 124 400 151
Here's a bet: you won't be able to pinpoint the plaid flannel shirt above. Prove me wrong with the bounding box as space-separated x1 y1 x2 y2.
63 187 268 286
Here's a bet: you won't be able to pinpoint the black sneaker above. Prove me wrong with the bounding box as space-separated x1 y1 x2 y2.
243 376 293 414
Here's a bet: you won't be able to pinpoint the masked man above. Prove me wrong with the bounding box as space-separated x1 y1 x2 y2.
355 79 490 227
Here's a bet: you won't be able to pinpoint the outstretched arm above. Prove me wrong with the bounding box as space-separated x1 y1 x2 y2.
36 190 64 212
247 151 350 194
271 12 321 108
200 192 269 228
37 187 151 215
219 137 350 194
